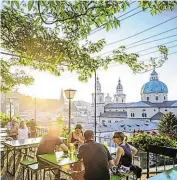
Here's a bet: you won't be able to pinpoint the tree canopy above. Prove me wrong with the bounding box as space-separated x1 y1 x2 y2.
1 0 177 92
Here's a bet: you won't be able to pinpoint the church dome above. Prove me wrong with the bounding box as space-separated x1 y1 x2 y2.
141 70 168 94
141 81 168 94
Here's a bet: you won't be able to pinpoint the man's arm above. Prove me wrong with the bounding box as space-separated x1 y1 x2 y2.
108 160 114 168
77 145 84 160
57 137 68 152
105 146 114 168
60 143 69 152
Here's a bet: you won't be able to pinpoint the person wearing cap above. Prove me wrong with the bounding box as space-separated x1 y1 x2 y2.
7 116 19 139
77 130 114 180
68 124 84 148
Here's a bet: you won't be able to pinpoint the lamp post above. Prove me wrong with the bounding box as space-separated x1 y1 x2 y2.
94 72 97 141
64 89 76 133
34 96 36 122
8 98 14 120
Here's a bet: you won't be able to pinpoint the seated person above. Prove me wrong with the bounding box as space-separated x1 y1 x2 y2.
68 124 84 148
17 121 28 140
112 132 137 175
37 122 68 156
77 130 114 180
7 117 18 140
27 119 37 138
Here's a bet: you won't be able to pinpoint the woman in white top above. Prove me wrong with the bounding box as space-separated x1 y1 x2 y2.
18 121 29 140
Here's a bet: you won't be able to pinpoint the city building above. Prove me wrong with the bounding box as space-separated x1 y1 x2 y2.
1 90 91 125
92 69 177 124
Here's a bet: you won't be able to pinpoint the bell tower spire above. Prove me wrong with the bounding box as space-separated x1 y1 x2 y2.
114 77 126 103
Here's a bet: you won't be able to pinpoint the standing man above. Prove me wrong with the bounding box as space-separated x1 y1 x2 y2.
7 116 18 140
77 130 114 180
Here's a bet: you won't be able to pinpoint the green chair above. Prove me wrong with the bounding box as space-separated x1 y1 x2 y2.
20 159 38 180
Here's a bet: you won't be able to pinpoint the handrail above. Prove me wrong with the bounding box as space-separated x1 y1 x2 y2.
147 145 177 158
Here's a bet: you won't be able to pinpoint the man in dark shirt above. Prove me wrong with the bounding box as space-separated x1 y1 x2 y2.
77 130 114 180
37 122 68 155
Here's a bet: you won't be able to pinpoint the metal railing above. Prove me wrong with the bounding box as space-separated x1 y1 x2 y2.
36 126 48 137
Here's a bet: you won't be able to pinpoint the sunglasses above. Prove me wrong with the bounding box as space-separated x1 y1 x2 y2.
112 136 119 139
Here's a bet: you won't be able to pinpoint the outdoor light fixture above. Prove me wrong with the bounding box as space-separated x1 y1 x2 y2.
64 89 76 133
64 89 76 100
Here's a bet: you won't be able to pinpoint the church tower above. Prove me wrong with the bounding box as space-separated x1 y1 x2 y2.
105 93 112 105
91 76 104 121
114 78 126 103
59 89 65 105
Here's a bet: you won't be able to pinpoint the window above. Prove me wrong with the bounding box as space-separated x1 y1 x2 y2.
122 99 124 103
142 113 147 117
131 113 135 117
143 109 146 111
154 109 156 111
100 97 102 102
164 96 166 100
102 120 105 123
165 109 168 112
108 120 111 123
147 97 149 101
156 96 158 100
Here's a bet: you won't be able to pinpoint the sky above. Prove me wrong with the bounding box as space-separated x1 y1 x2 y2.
13 2 177 103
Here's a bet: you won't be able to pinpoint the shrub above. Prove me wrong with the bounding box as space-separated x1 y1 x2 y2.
131 130 177 151
158 112 177 140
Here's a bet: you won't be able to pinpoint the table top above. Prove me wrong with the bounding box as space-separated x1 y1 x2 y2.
148 167 177 180
0 128 7 130
38 151 78 167
4 136 67 147
38 146 117 168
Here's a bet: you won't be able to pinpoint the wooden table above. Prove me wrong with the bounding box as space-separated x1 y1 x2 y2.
4 137 67 176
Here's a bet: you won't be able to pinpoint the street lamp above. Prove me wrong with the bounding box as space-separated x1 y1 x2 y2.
8 98 14 120
64 89 76 133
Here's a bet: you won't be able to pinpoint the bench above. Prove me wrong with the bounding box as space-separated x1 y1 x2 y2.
20 159 57 180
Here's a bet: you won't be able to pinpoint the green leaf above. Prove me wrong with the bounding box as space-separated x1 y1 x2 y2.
105 23 111 31
34 17 41 25
14 0 19 9
28 0 34 11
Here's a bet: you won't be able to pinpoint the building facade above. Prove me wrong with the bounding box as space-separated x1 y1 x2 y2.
92 70 177 124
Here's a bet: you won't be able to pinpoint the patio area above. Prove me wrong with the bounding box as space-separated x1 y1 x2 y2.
1 128 177 180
